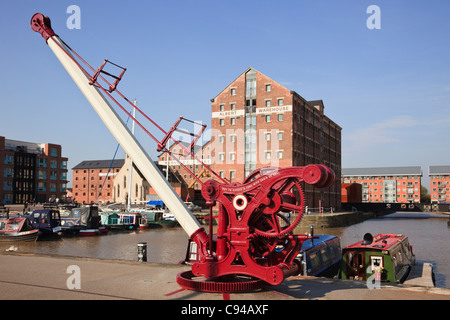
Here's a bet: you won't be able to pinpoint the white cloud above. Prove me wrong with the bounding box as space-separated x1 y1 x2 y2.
343 115 418 155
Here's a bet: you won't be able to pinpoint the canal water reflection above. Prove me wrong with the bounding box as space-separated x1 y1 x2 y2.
1 212 449 288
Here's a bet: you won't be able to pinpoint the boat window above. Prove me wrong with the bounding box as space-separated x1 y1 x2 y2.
0 221 6 230
370 256 383 272
8 221 20 231
52 211 60 220
309 251 320 270
349 252 364 268
321 248 329 264
347 252 354 266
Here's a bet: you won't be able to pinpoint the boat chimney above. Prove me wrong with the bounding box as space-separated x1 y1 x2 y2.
310 224 314 245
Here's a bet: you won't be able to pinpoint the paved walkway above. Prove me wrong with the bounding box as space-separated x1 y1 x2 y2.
0 252 449 301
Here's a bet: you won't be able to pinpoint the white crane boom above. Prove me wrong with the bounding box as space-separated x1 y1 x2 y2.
31 13 203 237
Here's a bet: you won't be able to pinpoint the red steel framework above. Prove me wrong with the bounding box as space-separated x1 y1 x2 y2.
31 13 335 293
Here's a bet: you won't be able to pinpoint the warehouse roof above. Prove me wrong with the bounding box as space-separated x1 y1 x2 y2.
342 166 422 177
72 159 125 170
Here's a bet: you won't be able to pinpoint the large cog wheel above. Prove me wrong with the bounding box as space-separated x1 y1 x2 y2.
253 177 304 238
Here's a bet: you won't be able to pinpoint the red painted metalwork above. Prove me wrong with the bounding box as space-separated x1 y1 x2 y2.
89 59 126 93
180 165 335 292
31 14 336 293
30 13 55 41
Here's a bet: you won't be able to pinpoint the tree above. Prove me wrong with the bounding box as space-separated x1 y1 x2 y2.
421 186 431 203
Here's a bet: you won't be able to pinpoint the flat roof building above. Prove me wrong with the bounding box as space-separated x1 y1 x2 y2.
0 136 68 204
429 165 450 203
342 166 422 203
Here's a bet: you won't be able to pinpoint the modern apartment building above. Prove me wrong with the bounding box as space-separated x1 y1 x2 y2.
342 166 422 203
209 67 342 210
0 136 68 204
429 165 450 203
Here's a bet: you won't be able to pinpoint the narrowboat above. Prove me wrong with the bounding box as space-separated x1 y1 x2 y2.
0 215 39 242
141 210 178 228
296 234 342 277
61 206 108 236
29 209 62 239
340 233 415 283
117 212 142 230
100 212 127 231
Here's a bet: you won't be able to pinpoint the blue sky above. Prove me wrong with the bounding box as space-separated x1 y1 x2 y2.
1 0 450 189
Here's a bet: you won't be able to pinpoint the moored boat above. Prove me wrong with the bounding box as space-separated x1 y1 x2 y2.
140 210 178 228
117 212 142 230
339 233 415 283
61 206 107 236
100 212 127 231
0 215 39 242
29 209 62 240
296 234 342 277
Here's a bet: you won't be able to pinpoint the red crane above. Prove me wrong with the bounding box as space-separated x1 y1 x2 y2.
31 13 335 293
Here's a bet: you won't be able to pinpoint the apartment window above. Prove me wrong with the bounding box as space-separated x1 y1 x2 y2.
278 99 284 106
231 103 235 110
265 84 271 92
230 88 236 96
265 115 271 122
278 151 283 159
219 153 225 162
265 100 271 107
230 171 235 180
230 118 236 125
278 114 283 121
219 135 225 144
50 159 58 169
265 151 271 160
220 105 224 111
278 132 283 140
230 153 236 161
265 133 271 141
50 147 58 157
4 155 13 165
230 135 236 143
219 119 225 126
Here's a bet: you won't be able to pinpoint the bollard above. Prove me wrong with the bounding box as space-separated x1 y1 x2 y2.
137 242 147 262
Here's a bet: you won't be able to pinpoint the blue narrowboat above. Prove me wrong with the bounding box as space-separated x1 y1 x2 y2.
297 234 342 277
29 209 62 239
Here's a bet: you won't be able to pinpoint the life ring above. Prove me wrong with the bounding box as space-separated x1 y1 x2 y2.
233 195 248 211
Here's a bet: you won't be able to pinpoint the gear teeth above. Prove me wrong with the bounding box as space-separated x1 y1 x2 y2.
254 181 305 238
177 271 267 293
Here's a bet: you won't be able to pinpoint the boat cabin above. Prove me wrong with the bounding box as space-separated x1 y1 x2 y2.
61 206 106 235
0 216 39 241
297 234 342 277
340 233 415 283
29 209 61 235
61 206 101 229
118 212 142 230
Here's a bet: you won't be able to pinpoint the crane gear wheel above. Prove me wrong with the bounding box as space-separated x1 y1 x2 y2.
253 178 304 238
176 271 267 293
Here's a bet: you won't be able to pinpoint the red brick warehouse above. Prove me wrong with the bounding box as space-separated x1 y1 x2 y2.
209 67 342 210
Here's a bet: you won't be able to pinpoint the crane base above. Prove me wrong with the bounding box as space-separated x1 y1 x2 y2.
176 271 268 293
